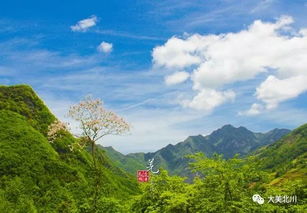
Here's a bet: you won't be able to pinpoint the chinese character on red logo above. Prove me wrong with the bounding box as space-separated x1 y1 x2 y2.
137 170 149 182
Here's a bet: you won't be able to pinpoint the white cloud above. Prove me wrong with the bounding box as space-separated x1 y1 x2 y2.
239 103 264 116
165 71 190 85
152 36 203 68
182 89 235 112
97 41 113 53
71 15 98 32
256 75 307 109
152 16 307 113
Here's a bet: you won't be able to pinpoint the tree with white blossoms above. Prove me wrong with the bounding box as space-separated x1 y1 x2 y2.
47 95 130 210
68 95 130 166
47 120 69 143
47 119 88 151
68 95 130 210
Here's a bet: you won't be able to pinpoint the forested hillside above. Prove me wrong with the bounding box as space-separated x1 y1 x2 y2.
0 85 138 212
131 124 307 212
254 123 307 186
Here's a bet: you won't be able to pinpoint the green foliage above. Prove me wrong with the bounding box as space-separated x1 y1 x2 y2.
131 153 306 213
131 170 189 213
96 197 127 213
253 123 307 198
0 85 55 135
0 110 89 212
187 154 268 212
255 124 307 174
0 85 139 212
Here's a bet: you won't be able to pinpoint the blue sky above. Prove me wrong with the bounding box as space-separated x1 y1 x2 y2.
1 0 307 153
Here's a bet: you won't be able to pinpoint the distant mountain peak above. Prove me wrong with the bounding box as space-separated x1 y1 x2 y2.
210 124 253 138
221 124 236 129
218 124 250 132
220 124 250 131
268 128 291 133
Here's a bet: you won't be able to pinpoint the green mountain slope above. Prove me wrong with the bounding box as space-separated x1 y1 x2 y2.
100 146 147 174
0 85 55 135
254 123 307 185
0 85 138 212
0 110 88 212
102 125 290 176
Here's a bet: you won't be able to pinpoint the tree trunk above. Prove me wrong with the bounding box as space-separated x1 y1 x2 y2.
91 140 96 168
91 140 98 212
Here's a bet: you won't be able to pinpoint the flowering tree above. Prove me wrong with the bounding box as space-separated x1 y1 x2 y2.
47 96 130 210
68 95 130 167
47 120 69 143
68 95 130 210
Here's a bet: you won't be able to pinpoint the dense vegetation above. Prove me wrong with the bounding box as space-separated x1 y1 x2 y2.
0 85 55 135
254 123 307 186
131 154 306 212
0 85 138 212
0 85 306 212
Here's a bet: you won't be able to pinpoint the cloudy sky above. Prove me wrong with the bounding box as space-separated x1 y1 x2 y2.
1 0 307 153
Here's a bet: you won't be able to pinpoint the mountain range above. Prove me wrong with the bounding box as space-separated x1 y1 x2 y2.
102 124 291 176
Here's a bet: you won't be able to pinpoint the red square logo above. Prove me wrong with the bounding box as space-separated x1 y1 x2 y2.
137 170 149 182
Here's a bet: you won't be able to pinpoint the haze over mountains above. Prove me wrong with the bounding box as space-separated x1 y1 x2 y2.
102 124 291 176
